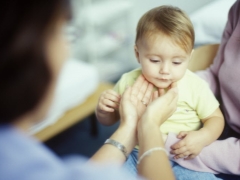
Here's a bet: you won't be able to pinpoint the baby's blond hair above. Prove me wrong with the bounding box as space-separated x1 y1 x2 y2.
136 5 194 53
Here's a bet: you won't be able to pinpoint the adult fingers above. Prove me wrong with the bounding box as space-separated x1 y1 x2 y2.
167 83 178 112
160 87 178 107
152 90 158 101
169 81 178 89
158 88 165 97
137 79 148 101
121 86 131 101
141 83 154 105
132 75 145 96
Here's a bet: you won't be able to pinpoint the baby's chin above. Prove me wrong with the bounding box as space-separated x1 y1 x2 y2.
154 82 172 89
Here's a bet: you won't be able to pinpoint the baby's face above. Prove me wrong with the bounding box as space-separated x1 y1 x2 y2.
135 32 192 89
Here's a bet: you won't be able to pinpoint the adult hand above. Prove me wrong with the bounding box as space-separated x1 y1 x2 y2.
119 75 153 129
91 76 153 164
137 82 178 180
92 75 153 163
140 82 178 127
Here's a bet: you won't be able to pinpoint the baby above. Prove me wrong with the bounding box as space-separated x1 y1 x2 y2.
96 5 224 175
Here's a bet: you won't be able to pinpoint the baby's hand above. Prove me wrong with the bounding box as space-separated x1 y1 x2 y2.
170 131 205 160
97 89 121 114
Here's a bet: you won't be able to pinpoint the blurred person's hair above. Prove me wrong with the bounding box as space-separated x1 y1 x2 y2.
0 0 71 124
135 5 195 53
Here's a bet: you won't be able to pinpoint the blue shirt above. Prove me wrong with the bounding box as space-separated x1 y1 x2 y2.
0 125 142 180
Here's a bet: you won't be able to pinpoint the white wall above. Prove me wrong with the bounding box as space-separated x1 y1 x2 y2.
133 0 215 15
70 0 220 81
130 0 216 35
127 0 217 67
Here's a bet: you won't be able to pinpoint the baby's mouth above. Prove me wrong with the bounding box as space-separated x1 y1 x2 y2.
157 78 169 82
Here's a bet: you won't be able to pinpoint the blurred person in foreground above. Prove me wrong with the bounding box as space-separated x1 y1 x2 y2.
0 1 178 180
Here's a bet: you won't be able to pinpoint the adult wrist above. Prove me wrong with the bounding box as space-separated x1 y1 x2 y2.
137 121 165 156
138 114 159 131
111 124 137 154
140 108 165 127
138 121 159 136
119 115 138 131
104 139 128 159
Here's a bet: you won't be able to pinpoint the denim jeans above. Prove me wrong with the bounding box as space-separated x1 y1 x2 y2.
123 148 222 180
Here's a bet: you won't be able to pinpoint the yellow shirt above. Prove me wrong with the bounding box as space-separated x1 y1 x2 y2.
114 68 219 134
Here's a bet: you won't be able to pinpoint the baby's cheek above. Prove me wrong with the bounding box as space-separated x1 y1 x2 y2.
141 71 148 78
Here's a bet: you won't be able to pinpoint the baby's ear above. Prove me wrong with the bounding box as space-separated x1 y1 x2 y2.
134 45 140 63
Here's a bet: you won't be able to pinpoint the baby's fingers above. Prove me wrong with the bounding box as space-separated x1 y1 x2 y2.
103 93 121 103
174 150 191 159
99 99 119 112
174 151 192 159
177 131 189 139
99 105 115 112
104 98 119 108
184 154 196 160
98 104 114 112
171 138 186 150
170 145 187 155
104 90 121 102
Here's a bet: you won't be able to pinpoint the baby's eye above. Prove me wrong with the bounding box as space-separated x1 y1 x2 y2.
173 62 182 65
150 59 160 63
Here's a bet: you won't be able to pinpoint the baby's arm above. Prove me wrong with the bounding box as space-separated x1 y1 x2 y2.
165 133 240 175
95 89 121 126
198 107 224 146
170 107 224 159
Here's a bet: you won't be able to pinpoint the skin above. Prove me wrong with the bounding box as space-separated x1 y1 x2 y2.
136 32 224 160
171 108 224 160
135 32 191 89
96 31 192 125
95 31 190 125
92 75 177 180
95 89 120 126
96 31 224 160
10 13 178 180
137 77 178 180
95 32 188 126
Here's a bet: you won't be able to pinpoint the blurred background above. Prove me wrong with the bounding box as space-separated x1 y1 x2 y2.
31 0 235 158
68 0 224 82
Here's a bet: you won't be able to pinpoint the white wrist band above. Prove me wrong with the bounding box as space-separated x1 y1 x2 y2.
104 139 128 159
137 147 169 165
